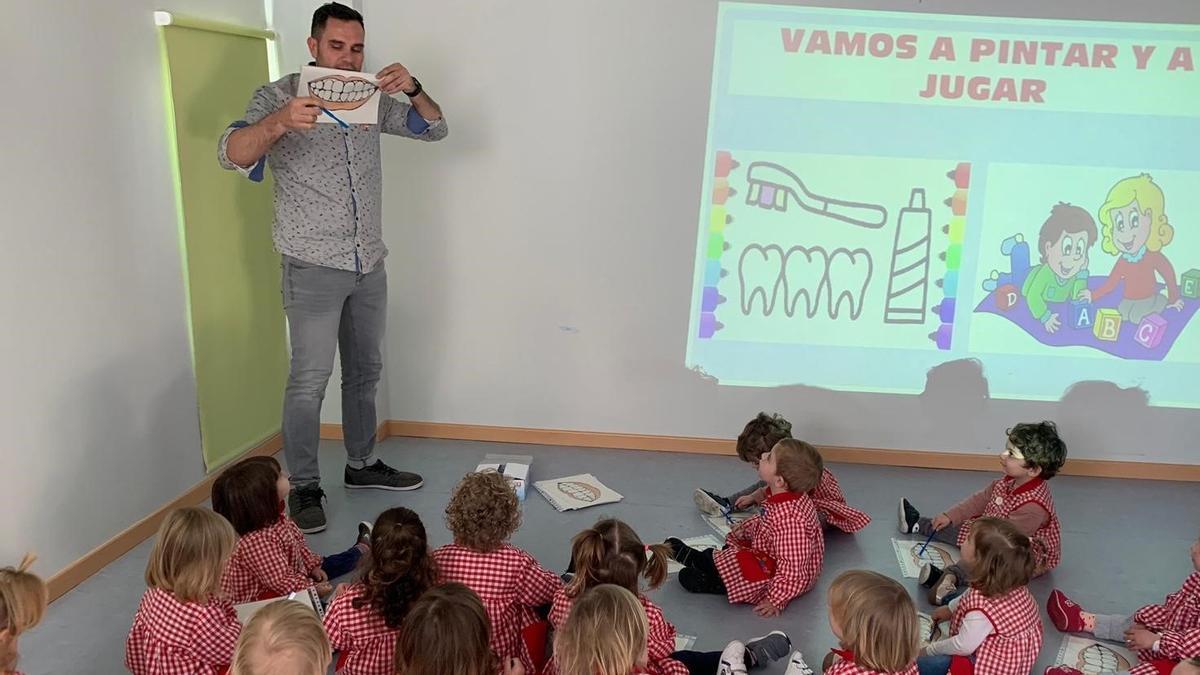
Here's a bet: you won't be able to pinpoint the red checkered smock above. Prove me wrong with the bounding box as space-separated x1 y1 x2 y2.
949 586 1042 675
220 514 323 603
954 477 1061 575
712 490 823 609
323 582 401 675
810 468 871 533
124 587 241 675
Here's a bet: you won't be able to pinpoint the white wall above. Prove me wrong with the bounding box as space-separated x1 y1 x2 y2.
0 0 268 574
357 0 1200 464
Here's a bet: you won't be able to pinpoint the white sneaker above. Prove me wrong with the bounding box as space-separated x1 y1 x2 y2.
717 640 747 675
784 650 814 675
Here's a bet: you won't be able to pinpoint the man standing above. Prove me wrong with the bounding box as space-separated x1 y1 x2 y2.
218 2 446 532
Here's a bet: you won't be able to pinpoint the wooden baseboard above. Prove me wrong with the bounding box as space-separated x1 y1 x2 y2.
47 433 284 602
383 420 1200 483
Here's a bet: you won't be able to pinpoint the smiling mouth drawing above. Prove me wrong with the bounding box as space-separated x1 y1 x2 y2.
308 75 379 110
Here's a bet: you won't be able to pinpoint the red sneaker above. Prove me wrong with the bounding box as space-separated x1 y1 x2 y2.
1047 589 1087 633
1044 667 1083 675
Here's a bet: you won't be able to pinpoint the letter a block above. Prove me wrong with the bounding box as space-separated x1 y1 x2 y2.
1071 300 1094 329
1182 269 1200 299
1093 308 1122 342
1135 313 1168 349
995 284 1019 311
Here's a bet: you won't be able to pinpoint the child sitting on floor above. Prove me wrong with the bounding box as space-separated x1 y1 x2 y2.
669 438 825 617
213 456 370 603
812 570 919 675
230 598 332 675
395 582 524 675
694 413 870 534
323 507 436 675
918 517 1043 675
899 420 1066 605
553 518 791 674
1045 535 1200 675
554 584 650 675
0 555 48 675
125 507 243 674
433 470 561 674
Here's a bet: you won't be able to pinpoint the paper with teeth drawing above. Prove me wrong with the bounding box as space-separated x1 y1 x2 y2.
298 65 381 125
891 538 961 579
534 474 622 511
1053 635 1137 673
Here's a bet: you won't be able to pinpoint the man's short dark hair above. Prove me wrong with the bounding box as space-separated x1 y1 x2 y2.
311 2 363 38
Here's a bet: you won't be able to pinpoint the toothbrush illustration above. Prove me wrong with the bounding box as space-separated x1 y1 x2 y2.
744 162 888 229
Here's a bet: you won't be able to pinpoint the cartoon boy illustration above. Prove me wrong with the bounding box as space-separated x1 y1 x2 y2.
1021 202 1096 333
1081 173 1183 323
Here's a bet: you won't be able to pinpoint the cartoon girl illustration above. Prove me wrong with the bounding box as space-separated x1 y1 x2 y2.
1081 173 1183 323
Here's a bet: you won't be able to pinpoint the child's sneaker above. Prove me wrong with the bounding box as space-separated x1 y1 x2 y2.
783 651 815 675
929 569 959 606
357 521 373 547
898 498 921 534
1044 667 1083 675
694 489 731 516
919 563 943 589
744 630 791 668
1047 589 1087 633
717 640 747 675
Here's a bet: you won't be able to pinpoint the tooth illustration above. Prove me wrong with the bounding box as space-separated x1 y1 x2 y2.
307 75 379 111
738 244 785 315
782 246 829 318
826 248 872 320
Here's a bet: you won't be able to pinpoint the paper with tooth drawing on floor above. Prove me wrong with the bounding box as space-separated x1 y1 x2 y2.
891 538 961 579
235 587 323 624
534 474 622 511
1053 635 1138 674
702 510 753 538
298 65 381 125
663 535 724 575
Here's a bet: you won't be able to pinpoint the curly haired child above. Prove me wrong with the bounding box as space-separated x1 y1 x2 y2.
434 470 562 674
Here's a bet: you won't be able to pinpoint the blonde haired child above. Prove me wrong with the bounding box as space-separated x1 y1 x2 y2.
814 570 919 675
1084 173 1184 323
434 471 561 674
554 584 649 675
0 554 48 675
918 518 1043 675
230 599 331 675
125 507 243 674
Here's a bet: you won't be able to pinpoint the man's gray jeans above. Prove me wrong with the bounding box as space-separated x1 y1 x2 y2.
281 256 386 487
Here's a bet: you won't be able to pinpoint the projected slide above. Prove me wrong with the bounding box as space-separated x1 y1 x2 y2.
685 3 1200 407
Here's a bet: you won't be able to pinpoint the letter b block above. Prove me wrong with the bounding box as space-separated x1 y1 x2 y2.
1093 308 1122 342
1135 313 1168 349
995 284 1019 311
1182 269 1200 299
1071 300 1094 329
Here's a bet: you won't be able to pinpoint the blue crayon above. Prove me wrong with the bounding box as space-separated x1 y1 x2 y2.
936 270 960 298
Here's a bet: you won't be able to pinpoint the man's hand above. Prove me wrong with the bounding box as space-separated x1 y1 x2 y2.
376 63 416 96
931 513 953 531
754 599 782 617
1124 625 1159 651
1044 313 1061 334
270 96 321 131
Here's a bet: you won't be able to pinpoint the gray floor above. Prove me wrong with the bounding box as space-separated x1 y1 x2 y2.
20 438 1200 674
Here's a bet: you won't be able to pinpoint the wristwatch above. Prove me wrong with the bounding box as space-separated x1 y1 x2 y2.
404 77 423 98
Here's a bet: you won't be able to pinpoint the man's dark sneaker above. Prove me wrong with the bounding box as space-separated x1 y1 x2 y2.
694 488 731 516
289 485 327 534
898 498 921 534
344 460 424 491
